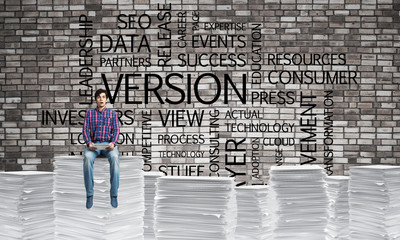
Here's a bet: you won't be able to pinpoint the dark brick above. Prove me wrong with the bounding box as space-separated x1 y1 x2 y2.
5 164 23 171
5 110 21 121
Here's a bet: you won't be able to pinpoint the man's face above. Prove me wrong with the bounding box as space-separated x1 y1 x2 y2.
96 93 108 109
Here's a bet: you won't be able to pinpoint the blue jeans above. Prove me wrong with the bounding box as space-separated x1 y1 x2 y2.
83 142 120 197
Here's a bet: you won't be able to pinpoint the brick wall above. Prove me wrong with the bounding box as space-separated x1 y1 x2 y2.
1 0 399 183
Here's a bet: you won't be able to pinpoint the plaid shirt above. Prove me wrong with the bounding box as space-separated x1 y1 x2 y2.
82 107 120 146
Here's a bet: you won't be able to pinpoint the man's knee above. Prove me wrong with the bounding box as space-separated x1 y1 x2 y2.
107 150 119 164
108 152 119 162
84 149 96 164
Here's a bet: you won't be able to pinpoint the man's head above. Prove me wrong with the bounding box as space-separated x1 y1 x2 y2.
95 89 108 110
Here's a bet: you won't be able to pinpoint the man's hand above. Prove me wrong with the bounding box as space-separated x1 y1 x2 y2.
106 143 115 151
88 143 97 151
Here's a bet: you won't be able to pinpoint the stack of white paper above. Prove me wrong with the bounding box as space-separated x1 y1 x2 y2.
325 176 350 240
235 185 271 240
349 165 400 240
268 165 328 240
154 176 237 240
53 156 144 240
144 172 164 240
0 171 54 240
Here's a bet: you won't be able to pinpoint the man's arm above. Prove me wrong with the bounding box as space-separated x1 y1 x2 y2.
106 110 120 151
82 110 93 146
110 110 120 146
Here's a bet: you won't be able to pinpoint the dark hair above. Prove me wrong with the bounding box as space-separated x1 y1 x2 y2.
95 89 107 100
